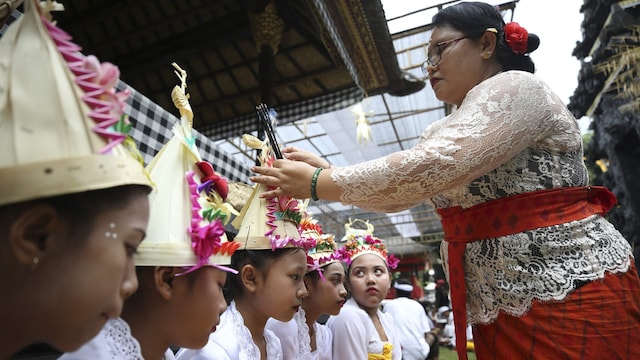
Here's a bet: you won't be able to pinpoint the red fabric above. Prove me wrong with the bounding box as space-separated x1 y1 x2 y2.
436 186 617 360
473 264 640 359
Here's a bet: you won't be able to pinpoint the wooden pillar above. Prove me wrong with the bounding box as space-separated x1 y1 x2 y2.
250 1 283 164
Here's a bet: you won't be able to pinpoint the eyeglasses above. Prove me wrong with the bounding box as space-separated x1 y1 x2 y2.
421 36 467 76
421 28 498 76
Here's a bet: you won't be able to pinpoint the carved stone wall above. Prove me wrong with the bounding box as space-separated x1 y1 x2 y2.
569 0 640 272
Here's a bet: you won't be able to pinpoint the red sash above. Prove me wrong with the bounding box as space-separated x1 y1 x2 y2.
435 186 617 360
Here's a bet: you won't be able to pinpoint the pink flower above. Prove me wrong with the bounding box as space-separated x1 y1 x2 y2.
190 220 225 261
83 55 120 90
278 197 299 212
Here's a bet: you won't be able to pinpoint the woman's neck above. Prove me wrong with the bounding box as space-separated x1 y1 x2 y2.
357 300 379 317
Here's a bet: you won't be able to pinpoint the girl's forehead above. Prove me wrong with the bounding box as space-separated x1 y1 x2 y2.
350 253 387 268
323 262 346 274
273 248 307 268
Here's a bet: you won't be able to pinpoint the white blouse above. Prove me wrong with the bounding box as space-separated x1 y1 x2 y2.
326 298 401 360
175 301 283 360
58 317 176 359
266 308 332 360
331 71 633 325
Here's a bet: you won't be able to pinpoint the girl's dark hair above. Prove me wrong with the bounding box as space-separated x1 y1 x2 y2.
432 2 540 73
1 185 150 247
224 247 301 303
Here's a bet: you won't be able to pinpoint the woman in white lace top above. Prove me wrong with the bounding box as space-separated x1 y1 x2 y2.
251 2 640 359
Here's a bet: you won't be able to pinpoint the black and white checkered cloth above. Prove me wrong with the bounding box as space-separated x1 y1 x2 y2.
121 82 250 182
198 86 363 140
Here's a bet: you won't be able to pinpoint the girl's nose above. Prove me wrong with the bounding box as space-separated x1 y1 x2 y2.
297 282 309 299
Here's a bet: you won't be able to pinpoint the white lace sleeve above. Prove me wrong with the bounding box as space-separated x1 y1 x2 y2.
332 71 571 212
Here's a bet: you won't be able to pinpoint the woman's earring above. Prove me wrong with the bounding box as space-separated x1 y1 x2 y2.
31 257 39 270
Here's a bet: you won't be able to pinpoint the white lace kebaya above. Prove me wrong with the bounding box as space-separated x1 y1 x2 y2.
331 71 633 325
175 301 283 360
266 308 332 360
58 317 175 359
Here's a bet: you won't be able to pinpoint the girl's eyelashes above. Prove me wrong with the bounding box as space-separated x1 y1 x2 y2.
125 243 139 256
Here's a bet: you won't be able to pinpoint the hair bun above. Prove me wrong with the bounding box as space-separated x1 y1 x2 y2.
527 33 540 54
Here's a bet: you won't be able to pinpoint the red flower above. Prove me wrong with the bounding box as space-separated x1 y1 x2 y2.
504 22 528 54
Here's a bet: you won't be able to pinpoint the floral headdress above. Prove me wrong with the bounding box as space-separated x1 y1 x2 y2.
231 133 315 251
504 22 529 55
136 63 238 274
0 0 152 206
298 204 342 275
337 219 399 269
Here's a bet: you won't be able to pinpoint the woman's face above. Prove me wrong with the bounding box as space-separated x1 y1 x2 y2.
171 266 228 348
33 194 150 351
347 254 391 312
257 248 308 322
426 25 493 106
305 261 347 316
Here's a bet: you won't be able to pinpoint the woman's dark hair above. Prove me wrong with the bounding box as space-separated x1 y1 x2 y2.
0 184 150 247
432 2 540 73
224 247 301 303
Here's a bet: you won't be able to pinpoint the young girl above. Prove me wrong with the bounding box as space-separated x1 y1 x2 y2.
266 221 348 360
327 220 401 360
0 1 152 358
59 65 239 360
176 134 315 359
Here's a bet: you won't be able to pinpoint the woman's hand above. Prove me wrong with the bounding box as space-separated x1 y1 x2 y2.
250 159 317 199
282 146 331 169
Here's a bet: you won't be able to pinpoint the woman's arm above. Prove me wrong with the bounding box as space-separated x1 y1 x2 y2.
252 72 561 211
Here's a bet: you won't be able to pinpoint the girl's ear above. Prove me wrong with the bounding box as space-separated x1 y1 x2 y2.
8 203 59 267
154 266 182 300
240 264 260 293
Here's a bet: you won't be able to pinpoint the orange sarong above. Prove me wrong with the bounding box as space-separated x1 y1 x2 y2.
436 186 618 360
473 263 640 359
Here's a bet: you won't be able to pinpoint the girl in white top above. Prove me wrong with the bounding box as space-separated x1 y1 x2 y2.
266 228 347 360
59 64 238 360
175 246 310 360
176 134 314 360
326 221 402 360
0 1 152 357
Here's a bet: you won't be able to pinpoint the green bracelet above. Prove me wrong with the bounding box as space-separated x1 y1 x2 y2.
310 167 323 201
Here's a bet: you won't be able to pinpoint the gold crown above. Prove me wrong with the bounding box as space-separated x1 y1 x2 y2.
337 219 398 269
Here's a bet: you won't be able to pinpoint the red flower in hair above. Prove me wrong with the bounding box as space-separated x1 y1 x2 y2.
504 22 528 54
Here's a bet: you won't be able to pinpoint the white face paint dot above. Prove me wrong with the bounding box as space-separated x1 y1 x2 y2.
109 223 116 228
112 233 118 239
105 232 111 237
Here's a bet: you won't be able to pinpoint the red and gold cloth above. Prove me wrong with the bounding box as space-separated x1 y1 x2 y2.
436 186 618 360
